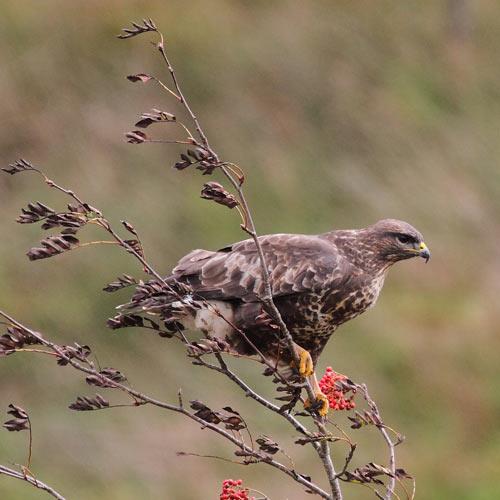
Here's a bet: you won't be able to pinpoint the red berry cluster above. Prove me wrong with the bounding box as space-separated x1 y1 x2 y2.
219 479 253 500
318 367 356 411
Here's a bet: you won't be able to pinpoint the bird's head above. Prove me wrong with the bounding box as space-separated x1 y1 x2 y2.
366 219 430 265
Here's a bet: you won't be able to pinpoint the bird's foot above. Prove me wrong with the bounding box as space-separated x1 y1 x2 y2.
291 345 314 378
304 391 329 417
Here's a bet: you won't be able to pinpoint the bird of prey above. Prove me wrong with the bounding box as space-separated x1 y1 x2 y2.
114 219 430 415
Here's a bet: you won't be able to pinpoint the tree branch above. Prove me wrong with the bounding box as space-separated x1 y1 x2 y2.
0 465 66 500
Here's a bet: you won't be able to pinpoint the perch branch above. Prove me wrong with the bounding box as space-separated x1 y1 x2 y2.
0 465 65 500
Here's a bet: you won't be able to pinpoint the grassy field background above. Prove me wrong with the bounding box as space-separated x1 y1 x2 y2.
1 1 499 498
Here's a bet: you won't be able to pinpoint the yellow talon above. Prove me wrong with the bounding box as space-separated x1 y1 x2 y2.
304 392 329 417
298 349 314 378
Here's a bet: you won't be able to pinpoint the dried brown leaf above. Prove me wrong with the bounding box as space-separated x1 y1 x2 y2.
200 182 239 209
126 73 153 83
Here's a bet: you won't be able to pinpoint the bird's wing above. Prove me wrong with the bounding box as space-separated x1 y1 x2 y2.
172 234 345 302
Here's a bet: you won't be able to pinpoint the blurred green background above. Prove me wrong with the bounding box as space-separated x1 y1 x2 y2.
1 1 499 499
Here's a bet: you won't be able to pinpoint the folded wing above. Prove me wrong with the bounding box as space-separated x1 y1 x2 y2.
173 234 344 302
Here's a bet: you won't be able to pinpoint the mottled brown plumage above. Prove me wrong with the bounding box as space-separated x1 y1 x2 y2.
163 219 429 365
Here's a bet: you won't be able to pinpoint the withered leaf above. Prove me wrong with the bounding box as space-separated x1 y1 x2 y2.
86 367 127 387
3 404 29 432
190 400 221 425
106 313 144 330
348 410 381 429
183 148 219 175
17 202 56 224
186 148 206 161
126 73 153 83
0 326 41 356
3 418 29 432
221 406 240 415
395 468 413 479
7 404 28 420
294 437 311 446
117 19 157 39
173 148 218 174
2 158 35 175
66 202 100 216
69 394 109 411
121 220 137 235
256 435 280 455
196 160 219 176
173 151 193 171
123 239 144 258
100 367 126 382
174 159 192 170
126 130 149 144
135 109 176 128
223 416 244 430
57 343 91 366
41 212 87 230
103 274 137 293
220 409 245 431
234 450 253 457
27 234 79 261
200 182 239 209
343 462 391 485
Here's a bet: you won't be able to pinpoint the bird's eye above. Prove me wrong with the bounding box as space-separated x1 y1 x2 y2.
396 234 412 245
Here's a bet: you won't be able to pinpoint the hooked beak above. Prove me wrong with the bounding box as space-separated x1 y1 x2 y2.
419 242 430 263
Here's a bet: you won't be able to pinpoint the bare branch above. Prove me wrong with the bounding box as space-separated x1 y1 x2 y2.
0 465 66 500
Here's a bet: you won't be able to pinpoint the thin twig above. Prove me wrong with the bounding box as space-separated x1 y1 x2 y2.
0 464 66 500
156 33 210 149
26 415 33 470
358 383 396 500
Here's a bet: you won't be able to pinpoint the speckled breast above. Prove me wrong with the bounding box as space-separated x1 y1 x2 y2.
286 271 387 353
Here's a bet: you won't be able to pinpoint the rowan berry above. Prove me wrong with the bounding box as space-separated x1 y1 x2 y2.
318 367 356 411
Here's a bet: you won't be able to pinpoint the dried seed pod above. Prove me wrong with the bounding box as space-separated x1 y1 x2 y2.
190 400 221 424
0 326 42 356
69 394 110 411
86 367 127 388
57 343 91 366
135 109 176 128
27 234 80 261
256 435 280 455
106 314 144 330
2 158 35 175
117 19 157 39
200 182 239 208
103 274 137 293
17 202 56 224
125 130 149 144
126 73 153 83
3 404 29 432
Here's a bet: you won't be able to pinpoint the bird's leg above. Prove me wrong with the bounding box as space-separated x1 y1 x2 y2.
304 372 329 417
290 343 329 416
291 342 314 377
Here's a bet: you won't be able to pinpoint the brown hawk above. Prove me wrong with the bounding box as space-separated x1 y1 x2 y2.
114 219 430 415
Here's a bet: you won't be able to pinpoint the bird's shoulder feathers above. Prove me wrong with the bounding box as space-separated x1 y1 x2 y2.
173 233 351 302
